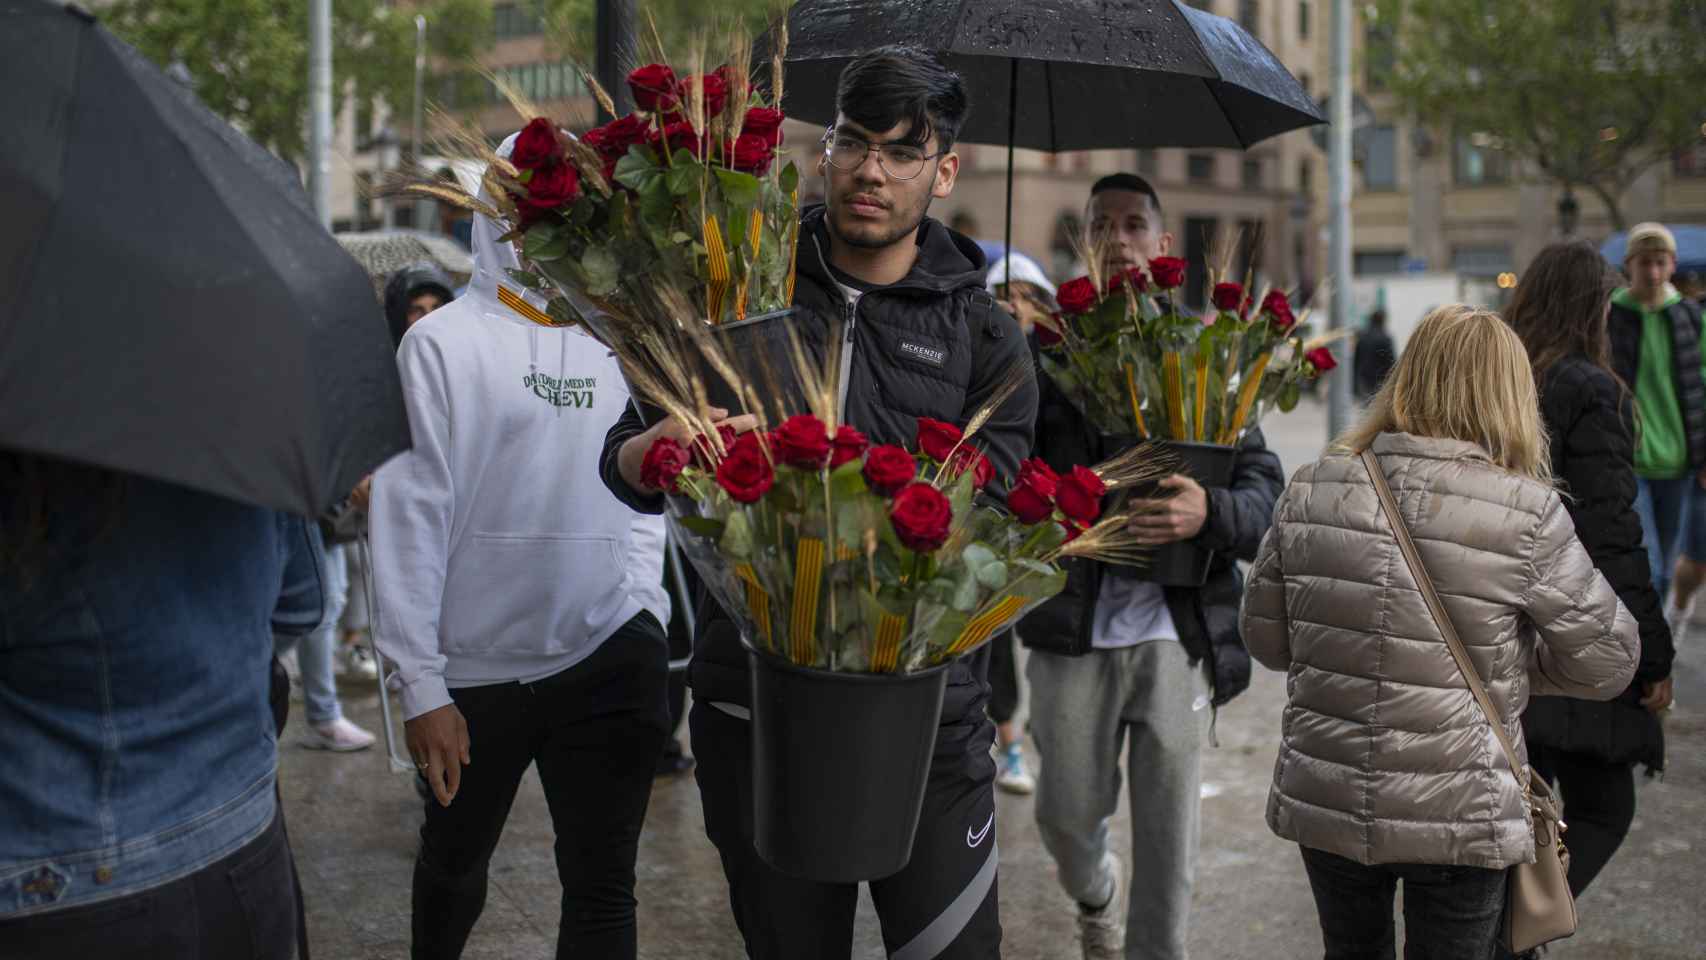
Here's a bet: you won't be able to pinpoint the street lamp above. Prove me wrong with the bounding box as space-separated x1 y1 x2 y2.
1557 188 1580 237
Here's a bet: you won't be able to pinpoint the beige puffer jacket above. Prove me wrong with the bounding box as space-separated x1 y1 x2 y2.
1241 432 1639 869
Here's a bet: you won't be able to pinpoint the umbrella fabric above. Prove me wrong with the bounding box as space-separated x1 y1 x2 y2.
336 231 475 298
0 0 409 517
1601 225 1706 275
774 0 1323 150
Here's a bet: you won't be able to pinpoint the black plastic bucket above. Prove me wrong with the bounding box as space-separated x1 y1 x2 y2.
746 642 949 883
1122 439 1239 587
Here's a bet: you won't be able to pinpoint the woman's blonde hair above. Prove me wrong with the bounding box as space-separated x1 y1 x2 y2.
1335 304 1553 483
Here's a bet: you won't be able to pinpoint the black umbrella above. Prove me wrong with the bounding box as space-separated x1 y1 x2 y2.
772 0 1325 275
0 0 410 517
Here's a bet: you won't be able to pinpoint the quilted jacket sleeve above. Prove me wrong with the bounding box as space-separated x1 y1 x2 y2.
1240 492 1291 671
1197 428 1284 562
1522 493 1641 700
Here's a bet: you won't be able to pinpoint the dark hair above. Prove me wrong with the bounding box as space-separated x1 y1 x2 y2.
1090 173 1163 216
1505 240 1622 384
835 46 969 151
1369 309 1387 328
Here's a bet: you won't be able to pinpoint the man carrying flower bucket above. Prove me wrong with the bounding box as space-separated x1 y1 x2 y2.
1019 174 1286 960
602 46 1036 960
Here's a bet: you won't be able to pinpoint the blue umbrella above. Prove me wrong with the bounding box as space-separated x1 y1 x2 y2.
1600 225 1706 274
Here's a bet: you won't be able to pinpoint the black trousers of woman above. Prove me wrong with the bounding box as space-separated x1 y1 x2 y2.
1527 743 1637 896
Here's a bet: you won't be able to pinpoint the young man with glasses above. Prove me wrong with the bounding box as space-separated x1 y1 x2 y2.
601 45 1036 959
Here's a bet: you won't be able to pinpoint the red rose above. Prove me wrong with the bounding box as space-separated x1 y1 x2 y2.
889 482 954 553
628 63 678 112
511 118 562 170
690 424 738 469
1037 316 1065 347
1149 256 1188 289
771 414 833 469
945 447 995 490
585 114 649 159
650 121 706 159
862 444 917 496
727 133 775 174
830 425 869 468
1056 276 1099 316
1007 457 1060 524
1305 346 1338 374
681 72 728 119
915 417 963 462
715 431 773 503
518 159 578 210
1212 281 1244 312
741 107 785 147
1055 465 1106 525
1262 289 1297 333
640 436 691 492
1107 267 1149 294
1060 519 1085 541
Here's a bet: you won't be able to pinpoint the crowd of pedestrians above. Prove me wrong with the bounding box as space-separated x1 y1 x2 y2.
0 42 1694 960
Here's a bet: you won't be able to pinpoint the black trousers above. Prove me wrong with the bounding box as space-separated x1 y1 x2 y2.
691 699 1002 959
1299 845 1507 960
0 810 297 960
987 630 1019 726
411 612 669 960
1528 743 1637 897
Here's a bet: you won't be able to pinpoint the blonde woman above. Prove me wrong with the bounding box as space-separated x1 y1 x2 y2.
1241 305 1639 959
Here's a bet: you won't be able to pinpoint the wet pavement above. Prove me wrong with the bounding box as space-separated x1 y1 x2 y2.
280 398 1706 958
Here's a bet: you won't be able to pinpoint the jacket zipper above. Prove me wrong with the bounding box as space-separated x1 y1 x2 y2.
811 233 861 421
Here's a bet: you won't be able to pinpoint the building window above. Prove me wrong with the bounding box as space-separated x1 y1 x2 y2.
1135 149 1159 176
1184 216 1220 310
1299 0 1311 38
1452 245 1514 278
1354 250 1406 276
1362 124 1398 190
1453 132 1511 186
1187 152 1216 184
1240 0 1259 34
1299 157 1314 194
354 171 373 224
1365 20 1396 91
1242 156 1264 190
1298 71 1313 97
494 3 543 40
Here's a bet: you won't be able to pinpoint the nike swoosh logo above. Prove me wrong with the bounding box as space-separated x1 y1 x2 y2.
966 811 994 848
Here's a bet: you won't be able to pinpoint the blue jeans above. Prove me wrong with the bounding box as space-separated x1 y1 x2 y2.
1634 477 1693 600
1299 845 1507 960
276 543 348 725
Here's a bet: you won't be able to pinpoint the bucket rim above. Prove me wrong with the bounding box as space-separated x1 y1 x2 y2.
741 636 955 683
711 304 798 334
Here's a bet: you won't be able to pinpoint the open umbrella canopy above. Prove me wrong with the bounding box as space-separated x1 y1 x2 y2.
336 230 475 298
775 0 1324 150
0 0 410 517
1600 225 1706 275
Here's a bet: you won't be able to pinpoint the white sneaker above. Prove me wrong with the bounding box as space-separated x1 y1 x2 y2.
995 743 1036 795
1666 597 1690 648
302 717 376 752
1077 853 1126 960
343 643 379 680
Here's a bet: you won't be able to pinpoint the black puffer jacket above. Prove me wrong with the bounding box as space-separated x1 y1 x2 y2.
1019 358 1284 706
600 206 1037 726
1609 296 1706 471
1523 356 1673 771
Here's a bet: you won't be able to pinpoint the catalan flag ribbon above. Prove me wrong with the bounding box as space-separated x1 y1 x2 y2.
871 613 907 673
734 213 765 321
497 285 568 328
948 595 1027 658
789 538 826 664
703 214 731 323
736 563 773 648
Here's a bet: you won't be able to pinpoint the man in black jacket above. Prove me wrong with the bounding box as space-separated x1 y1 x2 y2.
1019 174 1284 960
600 47 1035 958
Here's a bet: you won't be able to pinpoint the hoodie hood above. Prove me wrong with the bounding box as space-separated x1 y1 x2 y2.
383 261 456 348
796 204 990 296
468 132 525 306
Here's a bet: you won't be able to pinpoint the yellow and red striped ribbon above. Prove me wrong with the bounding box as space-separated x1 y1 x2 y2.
734 213 764 321
1220 352 1272 445
948 595 1026 658
735 563 772 648
871 613 907 673
497 285 568 328
788 538 825 664
784 189 800 303
703 214 731 323
1124 363 1149 438
1192 350 1211 442
1162 352 1188 440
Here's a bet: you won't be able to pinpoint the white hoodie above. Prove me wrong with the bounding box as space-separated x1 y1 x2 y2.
370 139 668 720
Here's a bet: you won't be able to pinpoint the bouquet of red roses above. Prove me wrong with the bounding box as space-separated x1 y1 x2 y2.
639 413 1163 673
1039 254 1336 445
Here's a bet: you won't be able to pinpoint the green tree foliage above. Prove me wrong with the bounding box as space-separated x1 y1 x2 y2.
105 0 493 163
1375 0 1706 228
536 0 782 64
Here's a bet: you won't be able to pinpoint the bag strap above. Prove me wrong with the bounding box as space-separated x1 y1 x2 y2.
1359 449 1530 791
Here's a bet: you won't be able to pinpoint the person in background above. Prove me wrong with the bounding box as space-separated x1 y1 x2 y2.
276 535 377 752
369 135 671 960
1506 241 1674 905
1658 274 1706 640
0 453 324 959
1021 173 1284 960
1610 223 1706 605
1352 308 1396 402
657 549 698 778
1242 304 1639 960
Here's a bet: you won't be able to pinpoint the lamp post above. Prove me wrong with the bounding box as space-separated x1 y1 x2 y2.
595 0 635 121
1557 188 1580 237
413 14 430 231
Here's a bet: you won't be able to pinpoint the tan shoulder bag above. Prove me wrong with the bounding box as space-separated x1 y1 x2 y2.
1361 449 1576 953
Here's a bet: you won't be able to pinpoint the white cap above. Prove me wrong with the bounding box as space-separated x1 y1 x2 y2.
984 251 1056 297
